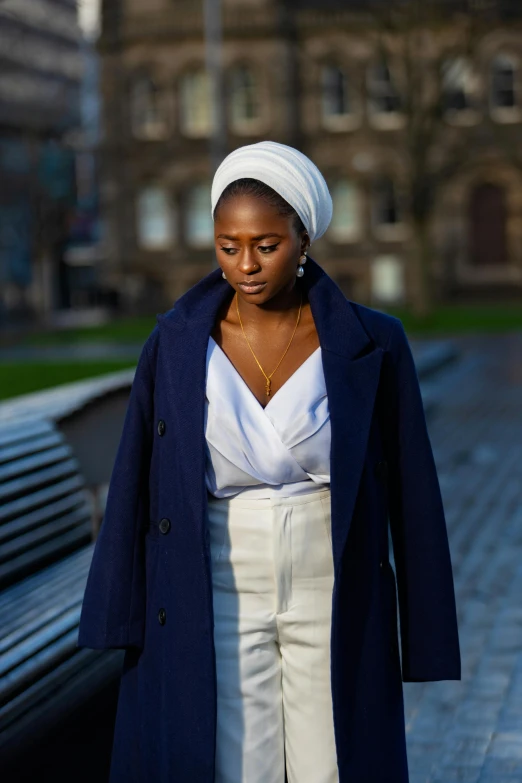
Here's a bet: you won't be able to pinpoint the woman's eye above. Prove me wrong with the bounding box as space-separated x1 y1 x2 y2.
259 244 278 253
220 247 237 254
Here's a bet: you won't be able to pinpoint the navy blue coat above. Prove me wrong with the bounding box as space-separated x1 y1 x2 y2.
77 257 461 783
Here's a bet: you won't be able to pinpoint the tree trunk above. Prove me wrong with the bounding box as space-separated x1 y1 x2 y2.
410 219 433 319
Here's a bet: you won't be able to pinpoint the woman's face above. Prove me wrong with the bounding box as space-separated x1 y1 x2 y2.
214 193 309 305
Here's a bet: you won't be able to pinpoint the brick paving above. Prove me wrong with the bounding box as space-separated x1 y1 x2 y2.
402 332 522 783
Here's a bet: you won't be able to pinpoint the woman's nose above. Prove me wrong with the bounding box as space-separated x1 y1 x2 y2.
236 250 260 274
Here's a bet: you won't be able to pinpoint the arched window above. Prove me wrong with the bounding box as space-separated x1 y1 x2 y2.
136 186 175 250
186 182 214 247
180 69 214 137
490 54 518 113
367 60 401 115
322 64 350 119
442 57 480 120
131 75 170 140
328 179 361 242
229 65 261 132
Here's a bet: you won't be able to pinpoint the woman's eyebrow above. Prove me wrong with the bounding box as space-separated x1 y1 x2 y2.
217 233 284 241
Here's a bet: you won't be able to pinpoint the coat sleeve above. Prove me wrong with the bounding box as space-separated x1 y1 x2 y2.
77 329 157 651
384 319 461 682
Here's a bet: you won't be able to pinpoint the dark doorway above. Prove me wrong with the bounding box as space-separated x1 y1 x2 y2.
469 183 508 266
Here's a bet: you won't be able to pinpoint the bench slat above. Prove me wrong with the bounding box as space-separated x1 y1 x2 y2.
0 474 84 524
0 580 86 644
0 606 81 680
0 490 88 545
0 445 73 483
0 625 81 705
0 432 64 466
0 546 93 611
0 522 92 589
0 420 54 450
0 458 80 504
0 647 122 749
0 505 91 564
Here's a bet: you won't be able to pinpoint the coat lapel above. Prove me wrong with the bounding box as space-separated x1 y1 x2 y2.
156 257 384 572
305 262 384 572
155 268 231 554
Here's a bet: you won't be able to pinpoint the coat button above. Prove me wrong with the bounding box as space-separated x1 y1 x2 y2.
374 460 388 482
157 419 166 437
158 608 166 625
379 560 383 568
159 517 171 534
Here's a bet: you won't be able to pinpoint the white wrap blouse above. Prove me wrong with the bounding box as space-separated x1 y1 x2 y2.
204 336 331 499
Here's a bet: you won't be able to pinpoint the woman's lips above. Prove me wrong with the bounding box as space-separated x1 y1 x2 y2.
237 282 267 294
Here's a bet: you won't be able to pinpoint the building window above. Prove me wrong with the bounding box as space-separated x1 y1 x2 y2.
180 69 214 137
490 54 520 121
371 255 405 304
186 182 214 247
321 64 359 131
131 75 170 140
367 60 402 127
322 65 349 117
442 57 481 124
328 179 361 242
372 177 406 240
229 65 261 133
136 186 175 250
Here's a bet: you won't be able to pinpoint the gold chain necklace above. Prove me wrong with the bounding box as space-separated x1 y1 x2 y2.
236 290 303 398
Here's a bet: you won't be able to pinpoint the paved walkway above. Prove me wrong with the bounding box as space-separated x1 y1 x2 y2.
402 332 522 783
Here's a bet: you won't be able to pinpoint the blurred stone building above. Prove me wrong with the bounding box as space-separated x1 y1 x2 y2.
0 0 84 321
97 0 522 311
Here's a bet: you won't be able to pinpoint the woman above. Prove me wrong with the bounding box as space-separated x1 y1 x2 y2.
78 141 461 783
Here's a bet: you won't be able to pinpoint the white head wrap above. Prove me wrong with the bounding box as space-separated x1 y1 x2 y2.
211 140 333 244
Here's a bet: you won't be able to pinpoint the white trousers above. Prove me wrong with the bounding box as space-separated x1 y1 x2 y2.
206 486 339 783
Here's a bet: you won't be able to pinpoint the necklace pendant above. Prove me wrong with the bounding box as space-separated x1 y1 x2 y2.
265 379 271 397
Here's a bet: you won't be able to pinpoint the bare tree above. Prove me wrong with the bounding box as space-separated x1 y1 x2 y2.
363 0 506 317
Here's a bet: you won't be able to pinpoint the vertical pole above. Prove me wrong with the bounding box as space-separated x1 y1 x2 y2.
203 0 227 175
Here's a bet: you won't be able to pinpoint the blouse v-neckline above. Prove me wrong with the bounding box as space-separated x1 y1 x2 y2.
207 335 322 413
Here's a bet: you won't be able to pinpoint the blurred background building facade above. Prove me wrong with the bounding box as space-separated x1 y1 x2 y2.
0 0 108 327
96 0 522 315
0 0 84 321
2 0 522 319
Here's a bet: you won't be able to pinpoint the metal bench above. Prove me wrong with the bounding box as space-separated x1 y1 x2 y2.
0 417 94 589
0 418 123 768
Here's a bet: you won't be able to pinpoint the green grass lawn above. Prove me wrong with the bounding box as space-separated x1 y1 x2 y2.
15 303 522 346
23 316 158 346
386 303 522 335
0 360 137 401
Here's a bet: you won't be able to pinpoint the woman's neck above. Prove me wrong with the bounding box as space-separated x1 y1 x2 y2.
232 283 304 330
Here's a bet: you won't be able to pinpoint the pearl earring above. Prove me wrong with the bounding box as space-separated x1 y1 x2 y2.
222 271 227 279
296 251 307 277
